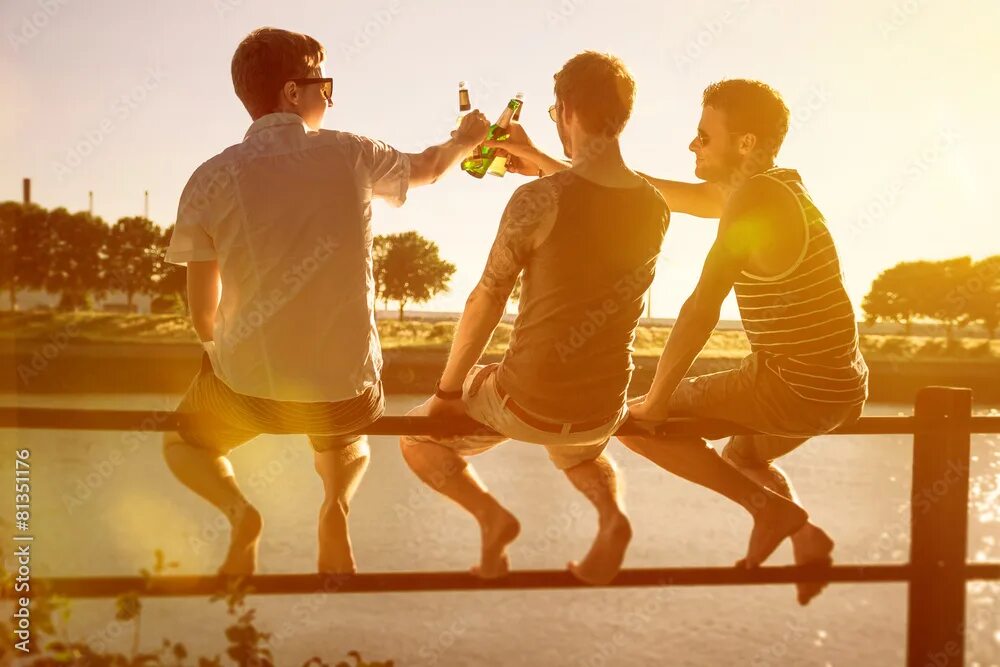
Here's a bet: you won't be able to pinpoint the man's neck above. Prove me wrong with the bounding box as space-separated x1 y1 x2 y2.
569 135 634 185
719 155 776 201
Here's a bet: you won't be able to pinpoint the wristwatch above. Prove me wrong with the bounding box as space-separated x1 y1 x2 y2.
435 381 463 401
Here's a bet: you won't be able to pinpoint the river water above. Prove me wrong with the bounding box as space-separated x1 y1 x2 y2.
1 394 997 666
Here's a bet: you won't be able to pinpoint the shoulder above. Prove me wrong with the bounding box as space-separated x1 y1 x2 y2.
179 150 237 209
504 178 560 221
726 172 799 220
315 129 396 153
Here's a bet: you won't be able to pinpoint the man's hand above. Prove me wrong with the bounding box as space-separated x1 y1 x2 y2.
453 110 491 150
627 397 671 424
483 122 537 162
425 395 467 419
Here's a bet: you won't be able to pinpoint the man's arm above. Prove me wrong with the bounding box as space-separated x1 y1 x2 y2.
483 123 568 177
485 124 727 217
637 176 728 219
407 111 490 187
631 206 757 420
438 182 557 392
186 260 220 343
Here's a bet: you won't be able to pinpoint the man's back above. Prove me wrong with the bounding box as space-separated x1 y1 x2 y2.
731 167 868 405
496 171 668 422
166 112 409 402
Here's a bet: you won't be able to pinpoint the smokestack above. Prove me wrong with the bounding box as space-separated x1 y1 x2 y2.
88 191 94 216
144 190 149 219
22 178 30 206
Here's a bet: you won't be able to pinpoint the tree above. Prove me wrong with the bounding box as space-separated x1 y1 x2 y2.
862 260 930 333
374 231 455 321
923 256 973 342
0 202 52 310
151 224 187 313
104 216 160 308
964 255 1000 339
509 273 522 304
372 234 388 312
46 208 109 310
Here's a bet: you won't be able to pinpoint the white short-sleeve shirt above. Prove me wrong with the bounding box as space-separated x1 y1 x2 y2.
165 112 410 402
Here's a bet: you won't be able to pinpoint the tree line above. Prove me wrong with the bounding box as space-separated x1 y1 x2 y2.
5 201 995 334
0 202 456 318
863 255 1000 339
0 202 183 312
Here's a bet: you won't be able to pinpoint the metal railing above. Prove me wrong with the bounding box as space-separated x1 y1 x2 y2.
2 385 998 667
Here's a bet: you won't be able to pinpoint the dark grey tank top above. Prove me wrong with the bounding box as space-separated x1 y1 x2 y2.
495 171 669 422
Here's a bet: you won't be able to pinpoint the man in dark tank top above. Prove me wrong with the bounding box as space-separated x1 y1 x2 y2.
620 80 868 605
400 54 807 586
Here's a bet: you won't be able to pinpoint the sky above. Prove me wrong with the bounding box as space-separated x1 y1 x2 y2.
2 0 998 319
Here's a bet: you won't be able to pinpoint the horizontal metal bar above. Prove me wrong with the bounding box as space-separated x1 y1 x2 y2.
15 563 997 599
9 564 931 599
1 408 997 437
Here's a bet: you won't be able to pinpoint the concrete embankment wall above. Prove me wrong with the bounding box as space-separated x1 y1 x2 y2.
3 341 998 405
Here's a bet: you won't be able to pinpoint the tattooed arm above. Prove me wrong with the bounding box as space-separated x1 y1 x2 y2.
437 180 559 393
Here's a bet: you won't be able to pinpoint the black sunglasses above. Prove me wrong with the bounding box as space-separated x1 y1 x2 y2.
289 77 333 107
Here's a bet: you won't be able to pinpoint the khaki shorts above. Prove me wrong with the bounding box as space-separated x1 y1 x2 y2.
406 364 628 470
173 352 384 455
665 352 864 468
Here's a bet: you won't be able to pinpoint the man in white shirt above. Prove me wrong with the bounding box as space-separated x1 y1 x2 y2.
163 27 488 576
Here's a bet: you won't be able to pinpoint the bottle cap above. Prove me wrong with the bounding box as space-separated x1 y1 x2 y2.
515 92 524 98
459 81 467 88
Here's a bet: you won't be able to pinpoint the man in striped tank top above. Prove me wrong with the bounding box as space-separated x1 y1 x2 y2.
623 80 868 604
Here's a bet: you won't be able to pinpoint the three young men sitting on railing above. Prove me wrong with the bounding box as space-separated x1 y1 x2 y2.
162 28 866 603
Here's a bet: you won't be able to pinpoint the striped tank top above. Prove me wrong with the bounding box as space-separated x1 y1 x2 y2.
734 167 868 405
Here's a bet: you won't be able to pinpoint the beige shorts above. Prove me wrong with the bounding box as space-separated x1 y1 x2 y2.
667 352 864 467
406 364 628 470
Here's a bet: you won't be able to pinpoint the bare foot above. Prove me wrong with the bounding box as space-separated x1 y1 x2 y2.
218 505 262 576
471 505 520 579
568 513 633 585
791 523 835 605
744 492 808 568
318 502 357 575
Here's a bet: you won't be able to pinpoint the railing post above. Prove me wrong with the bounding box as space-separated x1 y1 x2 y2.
907 386 972 667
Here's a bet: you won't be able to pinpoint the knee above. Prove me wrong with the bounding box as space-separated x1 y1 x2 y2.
399 435 419 461
162 431 187 460
721 439 761 469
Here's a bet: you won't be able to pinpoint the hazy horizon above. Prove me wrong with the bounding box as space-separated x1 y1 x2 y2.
4 0 998 319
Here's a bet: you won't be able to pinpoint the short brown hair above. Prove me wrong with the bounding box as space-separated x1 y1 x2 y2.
553 51 635 137
702 79 789 158
231 27 326 119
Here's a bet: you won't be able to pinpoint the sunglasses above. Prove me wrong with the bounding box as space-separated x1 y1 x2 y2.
289 77 333 107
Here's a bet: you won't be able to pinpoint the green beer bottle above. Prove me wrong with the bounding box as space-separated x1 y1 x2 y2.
488 93 524 177
461 94 524 178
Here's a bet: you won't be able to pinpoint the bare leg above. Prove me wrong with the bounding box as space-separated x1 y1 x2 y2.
312 436 371 574
162 432 262 575
400 436 520 578
618 435 807 567
722 436 834 605
563 452 633 585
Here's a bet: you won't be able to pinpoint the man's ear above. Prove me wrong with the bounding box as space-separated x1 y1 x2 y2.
281 80 299 108
737 133 757 156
